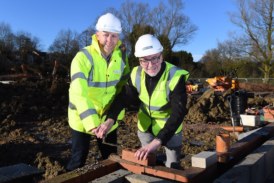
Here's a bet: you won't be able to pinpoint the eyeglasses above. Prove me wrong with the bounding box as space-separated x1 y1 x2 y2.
139 54 161 66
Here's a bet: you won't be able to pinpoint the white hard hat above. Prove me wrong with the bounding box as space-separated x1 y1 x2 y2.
134 34 163 57
95 13 122 34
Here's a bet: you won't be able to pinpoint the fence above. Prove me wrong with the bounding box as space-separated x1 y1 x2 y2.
190 78 274 86
237 78 274 85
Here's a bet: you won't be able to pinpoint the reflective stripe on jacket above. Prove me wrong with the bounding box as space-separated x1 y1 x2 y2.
131 62 189 136
68 34 130 134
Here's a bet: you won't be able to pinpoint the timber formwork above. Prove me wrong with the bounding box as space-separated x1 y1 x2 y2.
44 123 274 183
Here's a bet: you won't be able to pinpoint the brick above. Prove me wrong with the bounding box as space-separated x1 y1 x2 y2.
145 166 189 182
108 154 145 174
122 149 156 166
191 151 217 168
263 107 274 122
119 162 145 174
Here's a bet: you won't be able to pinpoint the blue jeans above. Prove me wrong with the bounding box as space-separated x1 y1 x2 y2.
66 128 117 171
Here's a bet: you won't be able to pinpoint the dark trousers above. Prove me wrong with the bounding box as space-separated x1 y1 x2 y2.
66 128 117 171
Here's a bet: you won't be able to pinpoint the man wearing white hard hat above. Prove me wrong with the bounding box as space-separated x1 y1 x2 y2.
66 13 130 171
106 34 189 168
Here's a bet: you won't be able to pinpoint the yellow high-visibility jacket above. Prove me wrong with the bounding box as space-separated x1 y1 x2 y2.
68 34 130 134
131 62 189 136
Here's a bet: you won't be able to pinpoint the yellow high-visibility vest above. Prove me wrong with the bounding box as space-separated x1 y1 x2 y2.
68 34 130 134
131 62 189 136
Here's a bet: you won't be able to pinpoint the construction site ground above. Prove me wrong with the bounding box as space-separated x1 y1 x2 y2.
0 78 274 182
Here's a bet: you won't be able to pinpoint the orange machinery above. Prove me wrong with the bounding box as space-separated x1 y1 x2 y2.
206 76 238 92
186 80 203 94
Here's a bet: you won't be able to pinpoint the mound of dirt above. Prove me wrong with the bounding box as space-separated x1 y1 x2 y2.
0 79 273 181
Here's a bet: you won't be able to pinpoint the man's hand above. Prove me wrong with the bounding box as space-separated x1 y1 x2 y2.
90 118 114 138
134 138 161 160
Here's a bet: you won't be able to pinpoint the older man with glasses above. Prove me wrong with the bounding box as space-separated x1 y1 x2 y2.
100 34 189 169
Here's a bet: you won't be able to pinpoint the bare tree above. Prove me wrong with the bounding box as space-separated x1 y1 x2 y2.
49 29 79 54
105 0 150 53
49 29 80 64
78 27 94 48
107 0 197 50
230 0 274 83
0 22 12 41
150 0 197 48
14 31 39 49
0 22 15 54
200 49 224 77
107 0 150 39
13 31 41 63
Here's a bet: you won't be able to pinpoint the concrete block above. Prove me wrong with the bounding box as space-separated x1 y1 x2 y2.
237 127 261 140
245 153 265 183
0 175 9 183
90 169 132 183
122 149 156 166
191 151 217 168
240 114 260 127
215 137 274 183
0 163 43 183
224 146 265 183
261 137 274 181
213 165 250 183
125 173 173 183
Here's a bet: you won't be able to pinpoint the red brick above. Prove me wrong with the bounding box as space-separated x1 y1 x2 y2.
108 154 145 174
122 149 156 166
145 166 190 182
264 107 274 122
119 162 145 174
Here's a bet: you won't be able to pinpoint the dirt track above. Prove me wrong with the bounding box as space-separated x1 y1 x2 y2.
0 79 273 181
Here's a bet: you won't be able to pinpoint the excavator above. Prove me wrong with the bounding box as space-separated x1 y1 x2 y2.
206 69 239 93
206 76 238 92
186 79 203 94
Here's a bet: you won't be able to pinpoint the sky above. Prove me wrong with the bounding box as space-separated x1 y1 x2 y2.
0 0 239 61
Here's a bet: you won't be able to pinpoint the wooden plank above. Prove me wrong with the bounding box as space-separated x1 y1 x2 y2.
44 159 119 183
44 123 274 183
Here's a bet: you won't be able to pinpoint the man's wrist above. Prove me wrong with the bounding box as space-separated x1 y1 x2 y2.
106 118 115 125
154 137 162 145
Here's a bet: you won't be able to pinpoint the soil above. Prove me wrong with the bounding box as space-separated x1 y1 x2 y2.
0 78 273 182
